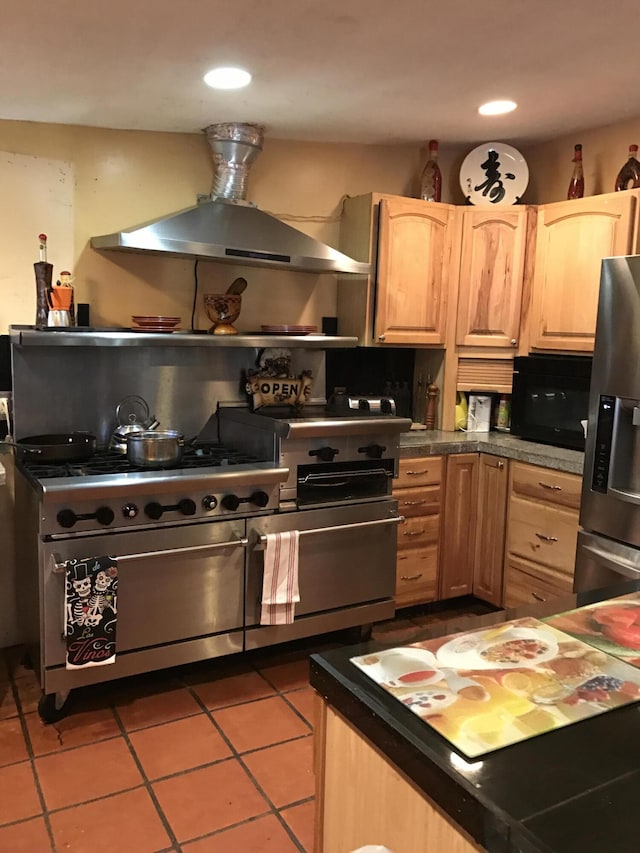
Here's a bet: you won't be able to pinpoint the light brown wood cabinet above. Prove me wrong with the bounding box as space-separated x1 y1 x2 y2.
529 190 640 352
337 193 456 345
439 453 479 599
438 453 508 605
315 697 483 853
504 461 581 607
472 454 508 606
393 456 442 607
454 207 531 349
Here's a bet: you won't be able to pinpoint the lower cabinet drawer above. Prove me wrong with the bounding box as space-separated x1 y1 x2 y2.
394 485 441 519
395 547 438 607
507 496 578 576
396 456 443 489
503 558 574 608
397 513 440 552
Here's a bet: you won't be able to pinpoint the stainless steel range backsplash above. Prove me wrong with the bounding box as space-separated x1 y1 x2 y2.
11 343 326 444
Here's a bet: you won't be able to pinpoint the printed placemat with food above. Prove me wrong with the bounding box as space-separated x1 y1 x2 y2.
543 593 640 667
350 617 640 758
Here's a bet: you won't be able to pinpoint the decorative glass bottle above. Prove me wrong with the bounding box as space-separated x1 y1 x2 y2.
34 233 52 328
567 144 584 199
420 140 442 202
615 145 640 191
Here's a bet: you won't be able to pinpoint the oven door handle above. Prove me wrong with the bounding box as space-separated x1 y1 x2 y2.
255 515 404 548
298 468 392 486
49 538 249 573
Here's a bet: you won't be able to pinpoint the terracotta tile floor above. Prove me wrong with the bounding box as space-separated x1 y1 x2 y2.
0 597 497 852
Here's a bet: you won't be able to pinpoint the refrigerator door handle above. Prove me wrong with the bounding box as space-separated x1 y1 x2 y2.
582 542 640 573
608 487 640 507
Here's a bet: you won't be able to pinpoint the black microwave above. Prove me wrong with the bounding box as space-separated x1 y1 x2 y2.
510 354 592 450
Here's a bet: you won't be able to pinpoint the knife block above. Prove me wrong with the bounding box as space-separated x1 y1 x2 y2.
34 261 53 328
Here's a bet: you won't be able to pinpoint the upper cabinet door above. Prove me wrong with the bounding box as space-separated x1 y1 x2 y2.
455 207 529 348
375 197 455 345
530 193 638 352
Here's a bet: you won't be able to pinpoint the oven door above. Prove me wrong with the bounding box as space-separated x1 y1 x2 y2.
296 459 394 508
40 520 247 686
245 499 399 649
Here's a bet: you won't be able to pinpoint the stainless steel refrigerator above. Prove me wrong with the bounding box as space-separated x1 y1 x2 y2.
575 253 640 590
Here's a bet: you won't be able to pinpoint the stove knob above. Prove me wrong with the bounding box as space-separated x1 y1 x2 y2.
358 443 386 459
250 490 270 508
202 495 218 512
178 498 197 516
309 446 339 462
96 506 115 526
221 494 241 511
145 502 164 520
122 503 138 519
57 509 77 529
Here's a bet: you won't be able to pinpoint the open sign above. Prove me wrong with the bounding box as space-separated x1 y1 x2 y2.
246 371 313 409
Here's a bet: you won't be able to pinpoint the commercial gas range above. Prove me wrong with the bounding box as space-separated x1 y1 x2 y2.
15 405 410 721
218 404 411 649
14 440 286 721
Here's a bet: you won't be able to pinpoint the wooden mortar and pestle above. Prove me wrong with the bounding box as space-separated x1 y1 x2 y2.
226 277 248 296
203 277 248 334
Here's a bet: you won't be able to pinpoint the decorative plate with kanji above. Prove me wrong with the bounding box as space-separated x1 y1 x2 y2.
459 142 529 205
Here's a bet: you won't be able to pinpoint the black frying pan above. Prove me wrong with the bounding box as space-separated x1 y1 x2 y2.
13 432 97 463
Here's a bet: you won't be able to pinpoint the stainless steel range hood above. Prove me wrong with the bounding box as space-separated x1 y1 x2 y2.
91 123 369 276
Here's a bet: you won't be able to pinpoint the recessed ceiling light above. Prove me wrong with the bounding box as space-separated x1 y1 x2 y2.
203 66 252 90
478 100 517 116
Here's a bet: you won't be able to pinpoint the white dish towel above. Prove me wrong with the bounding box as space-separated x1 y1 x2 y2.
260 531 300 625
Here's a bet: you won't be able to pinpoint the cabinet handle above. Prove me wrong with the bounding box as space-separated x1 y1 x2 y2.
402 500 427 506
531 592 546 602
539 482 562 491
403 529 425 537
510 339 517 346
406 469 429 476
535 533 558 542
497 461 505 469
401 573 423 581
378 334 386 342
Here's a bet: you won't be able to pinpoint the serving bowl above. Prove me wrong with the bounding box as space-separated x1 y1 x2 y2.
203 294 241 335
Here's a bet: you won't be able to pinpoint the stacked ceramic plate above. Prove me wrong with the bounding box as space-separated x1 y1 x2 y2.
260 324 317 336
131 316 181 333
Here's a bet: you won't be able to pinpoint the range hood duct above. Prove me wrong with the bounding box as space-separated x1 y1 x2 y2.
91 122 369 275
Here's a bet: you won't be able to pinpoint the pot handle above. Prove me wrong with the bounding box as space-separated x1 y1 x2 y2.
6 439 42 455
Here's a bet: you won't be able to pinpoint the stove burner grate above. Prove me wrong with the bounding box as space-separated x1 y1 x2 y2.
20 444 264 479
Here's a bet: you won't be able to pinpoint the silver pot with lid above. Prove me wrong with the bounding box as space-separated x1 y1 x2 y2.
109 395 159 454
126 430 185 469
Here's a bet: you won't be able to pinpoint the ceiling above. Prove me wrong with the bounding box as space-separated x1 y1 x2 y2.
3 0 639 145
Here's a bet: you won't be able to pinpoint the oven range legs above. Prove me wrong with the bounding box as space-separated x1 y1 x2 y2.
38 690 71 724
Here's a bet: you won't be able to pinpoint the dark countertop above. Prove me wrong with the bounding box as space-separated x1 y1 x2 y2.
400 430 584 476
310 580 640 853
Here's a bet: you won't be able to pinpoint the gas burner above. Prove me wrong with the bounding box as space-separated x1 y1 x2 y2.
19 443 264 480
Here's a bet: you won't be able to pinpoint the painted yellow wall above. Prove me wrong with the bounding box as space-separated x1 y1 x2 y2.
0 120 456 332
